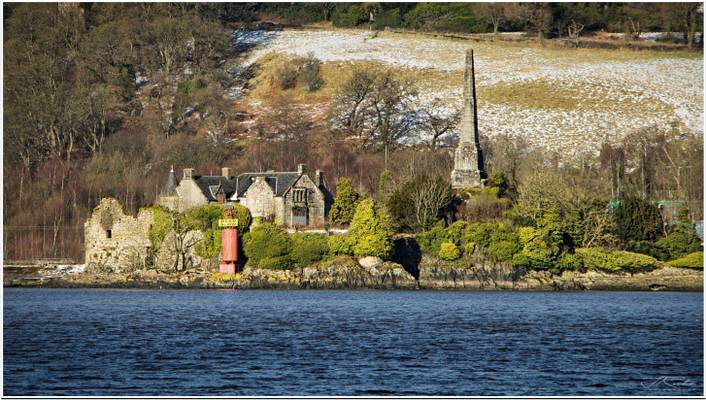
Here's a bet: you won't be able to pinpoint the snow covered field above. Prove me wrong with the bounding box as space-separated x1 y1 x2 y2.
237 29 703 158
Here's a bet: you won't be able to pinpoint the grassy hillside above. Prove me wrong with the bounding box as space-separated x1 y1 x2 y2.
240 28 703 159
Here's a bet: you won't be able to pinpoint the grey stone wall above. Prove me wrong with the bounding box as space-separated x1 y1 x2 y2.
282 174 327 227
174 179 208 212
240 177 277 221
84 198 153 273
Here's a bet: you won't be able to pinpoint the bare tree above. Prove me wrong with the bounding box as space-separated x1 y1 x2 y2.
329 69 418 169
476 3 507 36
409 175 453 229
329 69 377 138
169 211 202 272
567 19 585 46
418 99 460 150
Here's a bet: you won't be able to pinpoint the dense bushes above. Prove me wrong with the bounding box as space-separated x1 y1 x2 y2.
145 203 251 256
146 206 172 252
411 202 692 276
666 252 703 269
291 233 329 267
653 226 702 260
243 223 293 269
438 242 461 261
576 248 660 273
614 197 663 244
328 234 354 256
417 220 522 262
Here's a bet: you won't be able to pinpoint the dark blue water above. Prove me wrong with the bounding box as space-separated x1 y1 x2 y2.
3 289 703 396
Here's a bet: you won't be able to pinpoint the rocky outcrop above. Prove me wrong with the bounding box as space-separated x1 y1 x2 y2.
417 258 703 291
5 257 702 291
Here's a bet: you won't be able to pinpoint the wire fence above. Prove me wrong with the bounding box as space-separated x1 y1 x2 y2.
3 226 84 264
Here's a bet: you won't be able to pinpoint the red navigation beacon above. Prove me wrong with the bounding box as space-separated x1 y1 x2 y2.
218 205 239 273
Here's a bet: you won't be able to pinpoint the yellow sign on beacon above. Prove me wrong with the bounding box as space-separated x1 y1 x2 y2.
218 219 239 228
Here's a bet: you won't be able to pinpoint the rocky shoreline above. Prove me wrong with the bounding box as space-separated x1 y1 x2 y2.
4 257 703 291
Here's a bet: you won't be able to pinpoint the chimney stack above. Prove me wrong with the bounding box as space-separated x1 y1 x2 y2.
297 163 307 175
221 167 232 178
183 168 195 180
315 170 323 187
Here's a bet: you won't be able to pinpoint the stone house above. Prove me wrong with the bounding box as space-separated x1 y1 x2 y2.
159 164 332 228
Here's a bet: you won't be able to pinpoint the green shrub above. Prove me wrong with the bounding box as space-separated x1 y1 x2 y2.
291 233 329 267
183 203 251 232
438 242 461 261
516 226 561 269
653 227 702 261
488 237 522 263
464 241 476 255
330 178 361 225
258 256 293 270
183 204 224 231
666 252 703 269
613 197 663 245
446 221 470 247
195 229 222 258
146 206 172 252
576 247 660 273
328 234 354 256
243 223 293 268
416 225 447 256
349 199 395 259
555 252 584 272
467 222 500 249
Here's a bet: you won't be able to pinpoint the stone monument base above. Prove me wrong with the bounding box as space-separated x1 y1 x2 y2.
451 169 482 189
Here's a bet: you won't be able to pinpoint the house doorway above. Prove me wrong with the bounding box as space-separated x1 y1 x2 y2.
292 207 308 227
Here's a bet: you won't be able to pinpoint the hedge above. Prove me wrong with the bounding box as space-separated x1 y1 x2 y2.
328 234 354 256
243 223 293 268
576 247 660 273
291 233 329 268
665 252 703 269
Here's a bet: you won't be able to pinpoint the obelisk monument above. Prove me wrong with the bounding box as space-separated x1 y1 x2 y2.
450 49 486 189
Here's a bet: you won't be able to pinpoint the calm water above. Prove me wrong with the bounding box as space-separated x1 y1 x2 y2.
3 289 704 396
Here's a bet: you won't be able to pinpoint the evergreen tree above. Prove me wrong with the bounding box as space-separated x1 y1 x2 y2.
349 199 395 259
330 178 361 225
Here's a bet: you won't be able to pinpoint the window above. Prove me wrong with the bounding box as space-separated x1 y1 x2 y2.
293 188 307 203
106 229 112 239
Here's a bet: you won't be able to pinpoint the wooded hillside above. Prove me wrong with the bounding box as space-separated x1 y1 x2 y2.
3 3 703 262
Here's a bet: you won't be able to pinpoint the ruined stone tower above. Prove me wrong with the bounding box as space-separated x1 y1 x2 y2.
451 49 486 189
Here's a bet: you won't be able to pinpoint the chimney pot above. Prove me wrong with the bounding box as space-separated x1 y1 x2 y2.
297 163 307 174
315 170 323 187
183 168 195 180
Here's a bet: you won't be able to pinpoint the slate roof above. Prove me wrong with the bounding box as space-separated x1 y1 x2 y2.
161 167 178 196
190 171 303 201
234 172 301 197
192 175 238 202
